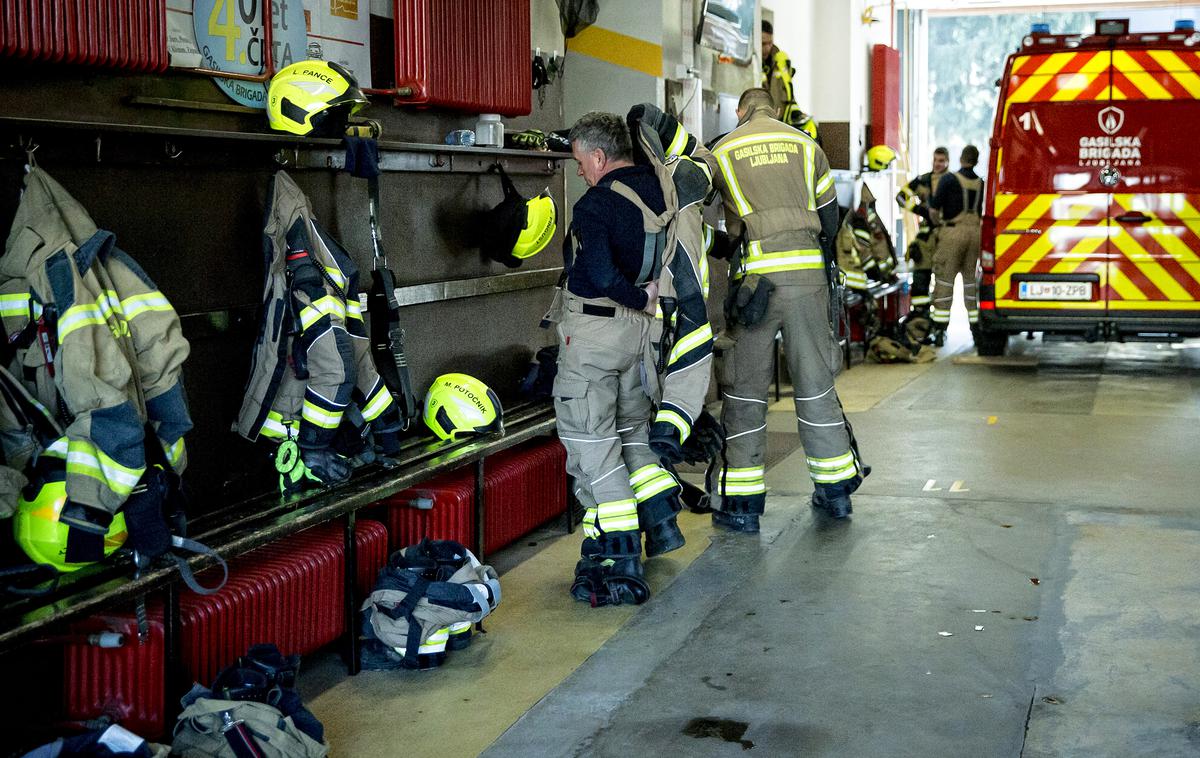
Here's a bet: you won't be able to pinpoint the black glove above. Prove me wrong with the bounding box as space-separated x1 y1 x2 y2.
300 447 352 486
680 410 724 465
735 274 775 327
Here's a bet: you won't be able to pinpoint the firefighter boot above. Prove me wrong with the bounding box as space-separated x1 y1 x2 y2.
811 474 862 519
711 493 764 534
570 555 649 606
638 490 685 558
928 326 946 347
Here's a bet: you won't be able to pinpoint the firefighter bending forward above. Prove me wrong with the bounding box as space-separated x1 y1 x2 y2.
707 88 866 527
928 144 984 346
554 112 687 607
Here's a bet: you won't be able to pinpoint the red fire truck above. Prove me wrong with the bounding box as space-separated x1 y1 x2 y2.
978 18 1200 355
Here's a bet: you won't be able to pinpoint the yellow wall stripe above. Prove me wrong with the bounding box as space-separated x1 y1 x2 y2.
569 26 663 78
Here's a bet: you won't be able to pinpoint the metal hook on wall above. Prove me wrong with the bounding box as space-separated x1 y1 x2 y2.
164 141 183 160
17 135 39 170
273 148 290 167
95 135 103 163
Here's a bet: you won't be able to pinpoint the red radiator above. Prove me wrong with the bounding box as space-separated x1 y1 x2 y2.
63 519 389 738
373 438 567 554
63 611 165 739
373 467 476 551
391 0 531 116
484 438 567 552
1 0 168 71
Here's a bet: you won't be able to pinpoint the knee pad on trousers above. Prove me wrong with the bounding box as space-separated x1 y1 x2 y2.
717 493 766 516
637 490 683 530
571 556 649 607
585 530 642 559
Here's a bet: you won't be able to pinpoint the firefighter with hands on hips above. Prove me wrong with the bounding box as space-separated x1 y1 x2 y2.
928 144 984 347
552 112 696 607
896 146 950 320
760 21 820 143
649 87 868 527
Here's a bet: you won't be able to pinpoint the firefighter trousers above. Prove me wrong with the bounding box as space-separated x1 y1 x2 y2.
931 219 981 326
712 282 860 515
908 229 937 312
553 294 680 558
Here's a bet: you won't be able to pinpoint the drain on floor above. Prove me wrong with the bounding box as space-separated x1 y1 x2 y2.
682 717 754 750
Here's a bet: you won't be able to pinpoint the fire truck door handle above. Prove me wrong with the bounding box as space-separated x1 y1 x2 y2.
1115 213 1151 225
998 229 1042 235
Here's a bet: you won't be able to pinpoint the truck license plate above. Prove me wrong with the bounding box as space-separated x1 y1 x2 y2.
1018 281 1092 301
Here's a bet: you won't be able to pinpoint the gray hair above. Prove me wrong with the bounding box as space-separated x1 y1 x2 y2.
568 112 632 162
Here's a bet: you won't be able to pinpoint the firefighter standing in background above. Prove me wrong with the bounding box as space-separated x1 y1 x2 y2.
705 88 866 527
760 21 820 143
553 112 687 607
895 147 950 319
928 144 984 346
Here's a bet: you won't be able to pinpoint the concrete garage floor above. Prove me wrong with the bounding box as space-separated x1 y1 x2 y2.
304 319 1200 757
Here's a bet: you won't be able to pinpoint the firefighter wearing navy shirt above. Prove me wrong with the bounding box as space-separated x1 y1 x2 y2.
553 112 687 607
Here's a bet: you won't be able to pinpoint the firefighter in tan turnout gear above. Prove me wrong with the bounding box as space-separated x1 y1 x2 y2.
554 110 713 607
896 147 950 319
928 144 984 346
704 88 867 527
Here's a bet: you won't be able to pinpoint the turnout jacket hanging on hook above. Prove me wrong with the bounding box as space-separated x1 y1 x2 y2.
0 168 192 525
236 171 401 455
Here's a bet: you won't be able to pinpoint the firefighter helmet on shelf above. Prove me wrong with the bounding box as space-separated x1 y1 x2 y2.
267 60 368 137
423 374 504 441
13 480 127 573
865 144 898 172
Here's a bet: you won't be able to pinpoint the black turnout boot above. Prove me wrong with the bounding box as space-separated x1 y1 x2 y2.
710 493 764 534
638 489 686 558
812 475 863 519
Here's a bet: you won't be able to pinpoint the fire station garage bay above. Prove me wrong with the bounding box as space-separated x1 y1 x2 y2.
2 0 1200 756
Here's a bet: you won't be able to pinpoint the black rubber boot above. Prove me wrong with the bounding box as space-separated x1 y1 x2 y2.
570 555 649 607
638 490 685 558
711 510 761 533
811 490 852 519
644 516 685 557
812 475 862 520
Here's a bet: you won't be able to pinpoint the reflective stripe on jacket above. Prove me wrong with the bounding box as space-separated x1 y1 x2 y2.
236 172 397 450
0 168 192 519
622 114 716 444
707 107 837 285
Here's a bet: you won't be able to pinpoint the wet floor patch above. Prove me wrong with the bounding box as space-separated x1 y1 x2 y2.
682 717 755 750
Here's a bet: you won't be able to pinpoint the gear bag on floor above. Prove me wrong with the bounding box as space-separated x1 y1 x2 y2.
361 539 500 670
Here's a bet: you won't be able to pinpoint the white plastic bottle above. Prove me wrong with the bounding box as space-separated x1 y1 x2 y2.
475 114 504 147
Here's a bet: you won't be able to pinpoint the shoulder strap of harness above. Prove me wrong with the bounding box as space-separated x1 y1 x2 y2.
606 180 670 284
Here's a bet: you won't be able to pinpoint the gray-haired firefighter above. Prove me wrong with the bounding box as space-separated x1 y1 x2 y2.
703 88 867 526
236 172 403 491
553 109 712 607
928 144 984 347
896 147 949 320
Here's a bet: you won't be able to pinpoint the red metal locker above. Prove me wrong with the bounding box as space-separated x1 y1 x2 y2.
391 0 532 116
